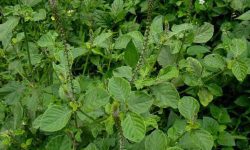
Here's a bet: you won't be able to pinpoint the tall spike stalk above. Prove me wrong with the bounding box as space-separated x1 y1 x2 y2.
131 0 154 82
49 0 75 101
48 1 78 149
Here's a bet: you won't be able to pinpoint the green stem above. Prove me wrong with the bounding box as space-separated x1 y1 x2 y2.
232 135 248 140
78 109 95 121
83 52 90 75
232 116 242 133
107 54 112 72
112 106 125 150
22 19 33 80
172 131 186 145
83 27 93 75
74 112 79 128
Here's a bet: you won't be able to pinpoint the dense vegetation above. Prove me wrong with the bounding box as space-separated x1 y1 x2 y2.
0 0 250 149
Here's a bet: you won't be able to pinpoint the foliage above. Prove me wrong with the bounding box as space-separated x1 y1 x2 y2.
0 0 250 149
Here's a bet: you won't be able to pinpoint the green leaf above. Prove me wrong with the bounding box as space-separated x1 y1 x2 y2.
124 41 139 68
23 89 40 112
83 87 110 110
179 129 214 150
202 117 220 135
187 45 210 56
183 72 203 86
167 119 187 141
190 129 214 150
114 35 131 49
113 66 132 81
209 105 231 123
150 15 163 43
157 66 179 81
93 32 112 48
54 50 74 67
32 9 46 21
229 38 247 57
122 113 146 142
157 46 177 67
186 57 203 76
0 17 19 42
46 135 72 150
145 130 168 150
32 114 43 129
108 77 131 102
33 105 72 132
0 81 25 105
204 54 226 70
218 132 235 146
167 147 183 150
8 60 24 77
234 96 250 107
83 143 99 150
127 91 153 114
29 42 42 65
231 60 248 81
72 47 88 59
171 23 193 34
104 116 115 135
127 31 144 49
111 0 124 13
12 102 23 129
206 83 223 96
53 63 68 82
37 31 58 47
151 82 180 109
193 22 214 43
178 96 200 122
230 0 245 11
236 10 250 21
144 115 159 129
198 88 214 107
21 0 42 7
150 16 163 34
111 0 125 22
169 40 182 54
0 103 5 122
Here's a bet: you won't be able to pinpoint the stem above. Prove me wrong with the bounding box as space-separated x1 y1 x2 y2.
83 27 93 75
232 116 241 133
89 116 109 125
22 19 33 80
179 70 224 94
232 135 248 140
74 112 79 128
107 54 112 71
66 130 77 150
112 103 125 150
117 119 125 150
188 0 193 22
78 109 95 121
83 52 90 75
204 70 224 81
172 131 186 145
